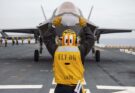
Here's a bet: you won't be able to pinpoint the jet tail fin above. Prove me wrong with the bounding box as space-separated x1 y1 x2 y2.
87 6 94 21
41 5 47 21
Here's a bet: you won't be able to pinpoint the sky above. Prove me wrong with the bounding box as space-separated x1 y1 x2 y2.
0 0 135 38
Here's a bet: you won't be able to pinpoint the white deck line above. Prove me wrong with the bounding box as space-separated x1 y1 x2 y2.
0 85 43 89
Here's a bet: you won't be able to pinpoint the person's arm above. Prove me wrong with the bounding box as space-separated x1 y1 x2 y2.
43 25 58 57
78 26 95 62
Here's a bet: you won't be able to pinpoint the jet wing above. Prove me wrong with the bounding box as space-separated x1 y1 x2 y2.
87 22 132 35
87 22 133 43
2 28 38 34
95 28 132 43
95 28 132 36
0 28 39 39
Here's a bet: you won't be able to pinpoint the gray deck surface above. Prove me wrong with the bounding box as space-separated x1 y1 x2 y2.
0 44 135 93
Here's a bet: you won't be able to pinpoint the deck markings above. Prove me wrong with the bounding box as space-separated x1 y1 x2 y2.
97 85 135 93
0 85 43 89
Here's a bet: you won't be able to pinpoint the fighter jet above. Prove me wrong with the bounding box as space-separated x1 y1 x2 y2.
0 2 132 62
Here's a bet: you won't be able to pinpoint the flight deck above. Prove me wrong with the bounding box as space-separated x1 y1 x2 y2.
0 44 135 93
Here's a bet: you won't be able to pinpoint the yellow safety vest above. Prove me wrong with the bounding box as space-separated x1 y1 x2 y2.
53 46 84 85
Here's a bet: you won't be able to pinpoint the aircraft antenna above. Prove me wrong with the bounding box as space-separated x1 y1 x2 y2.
41 5 47 21
87 6 94 21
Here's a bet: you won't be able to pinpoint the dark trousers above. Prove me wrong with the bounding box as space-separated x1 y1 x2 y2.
54 84 82 93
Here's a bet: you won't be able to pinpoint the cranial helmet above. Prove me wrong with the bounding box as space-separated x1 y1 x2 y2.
62 29 77 46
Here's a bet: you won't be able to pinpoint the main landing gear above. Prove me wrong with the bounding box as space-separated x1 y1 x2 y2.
92 48 100 62
34 37 43 62
34 50 39 62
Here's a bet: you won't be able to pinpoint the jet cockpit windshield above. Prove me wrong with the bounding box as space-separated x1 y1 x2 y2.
55 2 82 16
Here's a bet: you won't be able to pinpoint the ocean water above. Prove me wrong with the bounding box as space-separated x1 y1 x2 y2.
99 38 135 46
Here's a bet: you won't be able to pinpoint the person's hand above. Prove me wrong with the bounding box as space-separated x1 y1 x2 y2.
55 36 62 46
52 16 62 27
79 17 87 27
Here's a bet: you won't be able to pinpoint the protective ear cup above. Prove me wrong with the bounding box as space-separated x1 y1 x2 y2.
52 16 62 26
79 17 87 27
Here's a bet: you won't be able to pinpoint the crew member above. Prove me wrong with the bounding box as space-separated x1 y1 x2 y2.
44 16 94 93
28 37 31 44
5 37 8 47
12 37 15 45
21 37 24 44
16 37 18 45
0 37 2 46
53 29 84 93
42 14 94 93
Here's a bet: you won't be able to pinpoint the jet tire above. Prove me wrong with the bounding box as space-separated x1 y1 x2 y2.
34 50 39 62
95 50 100 62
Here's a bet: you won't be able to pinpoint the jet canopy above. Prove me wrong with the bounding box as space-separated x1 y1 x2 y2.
55 2 82 16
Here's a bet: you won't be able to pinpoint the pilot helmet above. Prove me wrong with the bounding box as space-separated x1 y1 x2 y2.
62 29 77 46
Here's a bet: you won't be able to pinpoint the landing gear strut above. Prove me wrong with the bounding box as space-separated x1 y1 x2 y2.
39 37 43 54
34 50 39 62
34 37 43 62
